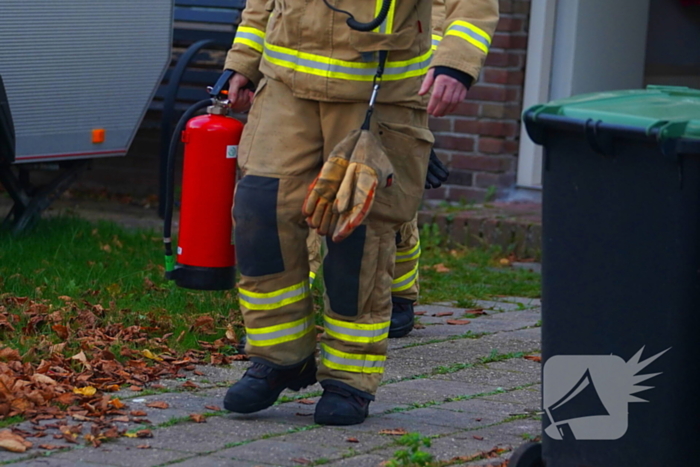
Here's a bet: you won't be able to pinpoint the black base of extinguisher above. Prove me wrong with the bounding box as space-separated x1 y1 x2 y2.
169 264 235 291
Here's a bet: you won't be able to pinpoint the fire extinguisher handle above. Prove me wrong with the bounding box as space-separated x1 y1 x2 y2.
209 70 235 99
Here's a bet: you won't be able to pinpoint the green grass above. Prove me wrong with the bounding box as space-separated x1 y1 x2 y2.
417 223 541 304
0 216 540 359
0 216 243 357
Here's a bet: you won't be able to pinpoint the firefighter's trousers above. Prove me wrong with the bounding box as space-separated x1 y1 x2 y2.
233 77 432 396
307 215 420 302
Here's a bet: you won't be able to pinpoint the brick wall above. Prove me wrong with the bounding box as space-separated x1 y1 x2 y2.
428 0 530 203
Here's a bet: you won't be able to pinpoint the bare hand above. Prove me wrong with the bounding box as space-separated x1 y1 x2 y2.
419 68 468 117
228 73 255 112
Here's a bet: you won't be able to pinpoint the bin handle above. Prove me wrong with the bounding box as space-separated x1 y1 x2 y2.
584 119 615 158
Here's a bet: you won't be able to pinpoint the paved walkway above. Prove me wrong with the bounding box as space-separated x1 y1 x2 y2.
0 298 542 467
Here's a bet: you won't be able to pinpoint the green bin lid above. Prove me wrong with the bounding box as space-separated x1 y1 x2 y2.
527 85 700 142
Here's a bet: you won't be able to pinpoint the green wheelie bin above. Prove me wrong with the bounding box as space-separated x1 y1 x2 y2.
510 85 700 467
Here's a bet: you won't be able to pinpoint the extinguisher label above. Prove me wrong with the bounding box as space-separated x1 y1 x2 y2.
226 145 238 159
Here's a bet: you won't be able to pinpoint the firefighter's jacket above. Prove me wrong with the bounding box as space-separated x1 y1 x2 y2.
225 0 499 108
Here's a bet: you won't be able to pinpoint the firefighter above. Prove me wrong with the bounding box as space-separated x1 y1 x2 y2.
223 0 499 426
308 146 450 340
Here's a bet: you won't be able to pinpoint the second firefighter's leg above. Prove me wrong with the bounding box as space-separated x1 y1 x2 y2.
224 77 323 414
390 216 420 338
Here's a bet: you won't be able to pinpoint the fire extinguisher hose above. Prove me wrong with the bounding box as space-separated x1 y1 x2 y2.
163 99 212 278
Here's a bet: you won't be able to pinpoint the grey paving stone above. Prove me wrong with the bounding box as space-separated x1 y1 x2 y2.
123 391 226 426
425 418 540 464
123 415 284 453
213 439 341 466
429 364 539 389
43 445 191 467
339 412 459 437
165 455 275 466
224 402 319 428
277 426 392 455
10 458 112 467
375 379 491 407
479 385 541 411
435 398 537 420
325 452 394 467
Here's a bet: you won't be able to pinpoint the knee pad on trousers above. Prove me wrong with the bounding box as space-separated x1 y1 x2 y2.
233 175 284 277
324 225 366 317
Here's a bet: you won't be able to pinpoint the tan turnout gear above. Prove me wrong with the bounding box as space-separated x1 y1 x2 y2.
229 0 498 398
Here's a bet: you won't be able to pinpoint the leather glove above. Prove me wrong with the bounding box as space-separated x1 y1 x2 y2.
302 131 359 236
332 130 394 242
425 148 449 189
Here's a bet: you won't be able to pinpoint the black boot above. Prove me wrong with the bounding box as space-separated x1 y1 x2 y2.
224 355 316 414
314 381 372 426
389 296 415 338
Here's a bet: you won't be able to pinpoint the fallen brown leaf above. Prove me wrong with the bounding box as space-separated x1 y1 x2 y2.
414 311 426 316
130 410 147 417
129 385 143 392
136 430 153 438
433 263 451 273
204 405 221 412
145 401 169 409
346 437 360 443
291 458 312 465
465 309 487 316
378 428 408 436
446 319 471 325
189 414 206 423
38 444 63 450
137 444 151 449
297 399 316 405
524 355 542 363
181 381 198 390
432 312 454 317
473 435 484 440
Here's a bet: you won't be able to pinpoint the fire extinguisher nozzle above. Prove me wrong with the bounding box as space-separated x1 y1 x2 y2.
165 254 176 276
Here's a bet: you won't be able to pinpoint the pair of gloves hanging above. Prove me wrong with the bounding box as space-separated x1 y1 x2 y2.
302 137 450 243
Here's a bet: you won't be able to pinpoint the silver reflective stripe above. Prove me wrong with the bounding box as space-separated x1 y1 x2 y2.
447 24 491 49
247 316 314 343
324 318 389 340
392 265 418 291
384 55 433 77
239 283 309 306
396 244 421 263
264 44 432 79
321 347 385 370
235 31 264 47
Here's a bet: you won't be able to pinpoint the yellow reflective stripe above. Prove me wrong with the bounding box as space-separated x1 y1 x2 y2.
320 344 385 374
445 20 492 54
262 42 432 82
396 241 421 263
234 37 263 53
432 34 442 51
374 0 396 34
323 316 390 344
233 26 266 53
246 316 315 347
309 271 317 286
392 263 419 292
238 281 310 311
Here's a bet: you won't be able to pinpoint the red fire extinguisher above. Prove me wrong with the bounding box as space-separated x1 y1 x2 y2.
163 70 243 290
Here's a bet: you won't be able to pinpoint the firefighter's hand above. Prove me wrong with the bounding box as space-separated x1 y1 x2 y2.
228 73 255 112
419 69 468 118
